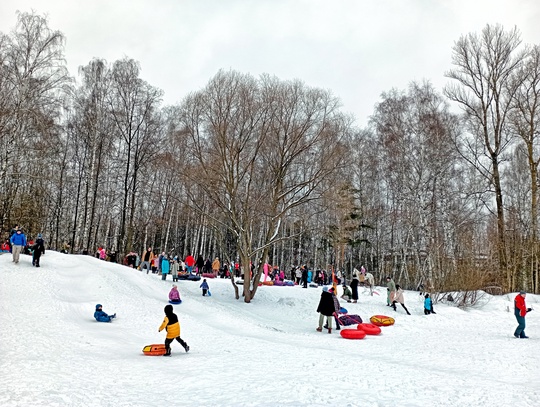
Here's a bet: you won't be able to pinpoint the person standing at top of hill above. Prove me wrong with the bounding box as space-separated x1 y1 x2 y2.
386 276 396 306
10 228 27 264
140 247 154 274
212 257 220 277
350 268 361 303
514 291 532 339
196 254 204 274
184 253 195 274
32 233 45 267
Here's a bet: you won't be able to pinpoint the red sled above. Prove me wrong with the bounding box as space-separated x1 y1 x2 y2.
340 329 366 340
357 323 382 335
142 344 166 356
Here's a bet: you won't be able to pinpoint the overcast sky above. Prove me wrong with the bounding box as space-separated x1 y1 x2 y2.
1 0 540 126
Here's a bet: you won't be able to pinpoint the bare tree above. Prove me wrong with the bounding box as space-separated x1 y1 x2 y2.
507 45 540 292
444 24 527 287
178 70 349 302
0 12 70 231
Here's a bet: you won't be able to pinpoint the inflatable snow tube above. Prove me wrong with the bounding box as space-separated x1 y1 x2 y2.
339 307 348 314
168 300 182 304
357 323 381 335
284 281 295 286
369 315 395 326
273 280 284 286
202 273 215 278
142 344 167 356
340 329 366 340
262 281 274 286
187 275 201 281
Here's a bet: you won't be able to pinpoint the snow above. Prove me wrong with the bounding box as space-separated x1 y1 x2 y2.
1 251 539 407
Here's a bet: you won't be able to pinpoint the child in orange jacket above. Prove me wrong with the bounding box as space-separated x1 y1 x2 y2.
159 304 189 356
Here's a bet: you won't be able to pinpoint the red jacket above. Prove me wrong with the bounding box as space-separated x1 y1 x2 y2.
185 255 195 267
515 294 527 317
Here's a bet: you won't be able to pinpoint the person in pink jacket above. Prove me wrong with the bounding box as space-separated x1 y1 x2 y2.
514 291 532 338
169 285 182 304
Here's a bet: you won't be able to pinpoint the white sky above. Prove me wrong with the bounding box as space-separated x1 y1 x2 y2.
1 0 540 126
1 251 538 406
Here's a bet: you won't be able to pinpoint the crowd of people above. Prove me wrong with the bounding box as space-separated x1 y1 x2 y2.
4 222 532 340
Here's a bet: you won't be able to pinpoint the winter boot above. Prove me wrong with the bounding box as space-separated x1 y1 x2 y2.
316 327 322 332
184 344 190 352
392 302 397 311
402 304 410 315
163 349 171 356
328 328 332 334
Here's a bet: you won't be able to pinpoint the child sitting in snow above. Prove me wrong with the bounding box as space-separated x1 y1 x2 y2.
200 279 209 296
159 304 189 356
94 304 116 322
169 284 182 303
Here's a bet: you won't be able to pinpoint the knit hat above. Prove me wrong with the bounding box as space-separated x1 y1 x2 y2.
322 286 329 292
95 304 102 310
519 290 526 295
37 233 42 239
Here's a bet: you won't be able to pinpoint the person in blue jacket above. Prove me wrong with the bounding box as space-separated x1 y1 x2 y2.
161 254 170 281
200 279 209 296
10 228 27 264
424 293 436 315
94 304 116 322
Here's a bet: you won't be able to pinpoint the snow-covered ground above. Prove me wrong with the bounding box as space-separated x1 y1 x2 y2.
0 251 538 407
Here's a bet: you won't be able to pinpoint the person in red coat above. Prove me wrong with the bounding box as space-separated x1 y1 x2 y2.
514 291 532 338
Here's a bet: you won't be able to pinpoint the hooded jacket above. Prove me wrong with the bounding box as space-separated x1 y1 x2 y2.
94 304 112 322
159 304 180 338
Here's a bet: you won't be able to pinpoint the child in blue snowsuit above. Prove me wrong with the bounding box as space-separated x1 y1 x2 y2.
200 279 209 296
424 294 436 315
94 304 116 322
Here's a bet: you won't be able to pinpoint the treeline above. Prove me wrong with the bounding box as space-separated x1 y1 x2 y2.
1 12 539 297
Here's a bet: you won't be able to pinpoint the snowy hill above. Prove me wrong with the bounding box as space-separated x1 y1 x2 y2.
0 251 538 407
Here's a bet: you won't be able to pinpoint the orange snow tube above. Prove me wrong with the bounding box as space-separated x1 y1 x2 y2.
357 323 382 335
142 344 167 356
340 329 366 340
369 315 395 326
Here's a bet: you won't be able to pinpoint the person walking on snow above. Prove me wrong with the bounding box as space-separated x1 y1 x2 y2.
32 233 45 267
10 228 27 264
391 285 411 315
514 291 532 338
159 304 189 356
200 279 210 296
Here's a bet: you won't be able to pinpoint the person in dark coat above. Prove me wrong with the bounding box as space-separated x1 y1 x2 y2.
32 233 45 267
316 286 338 333
196 254 205 274
302 266 308 288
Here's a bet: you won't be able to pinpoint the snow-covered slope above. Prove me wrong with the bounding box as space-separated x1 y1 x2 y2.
0 251 538 407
